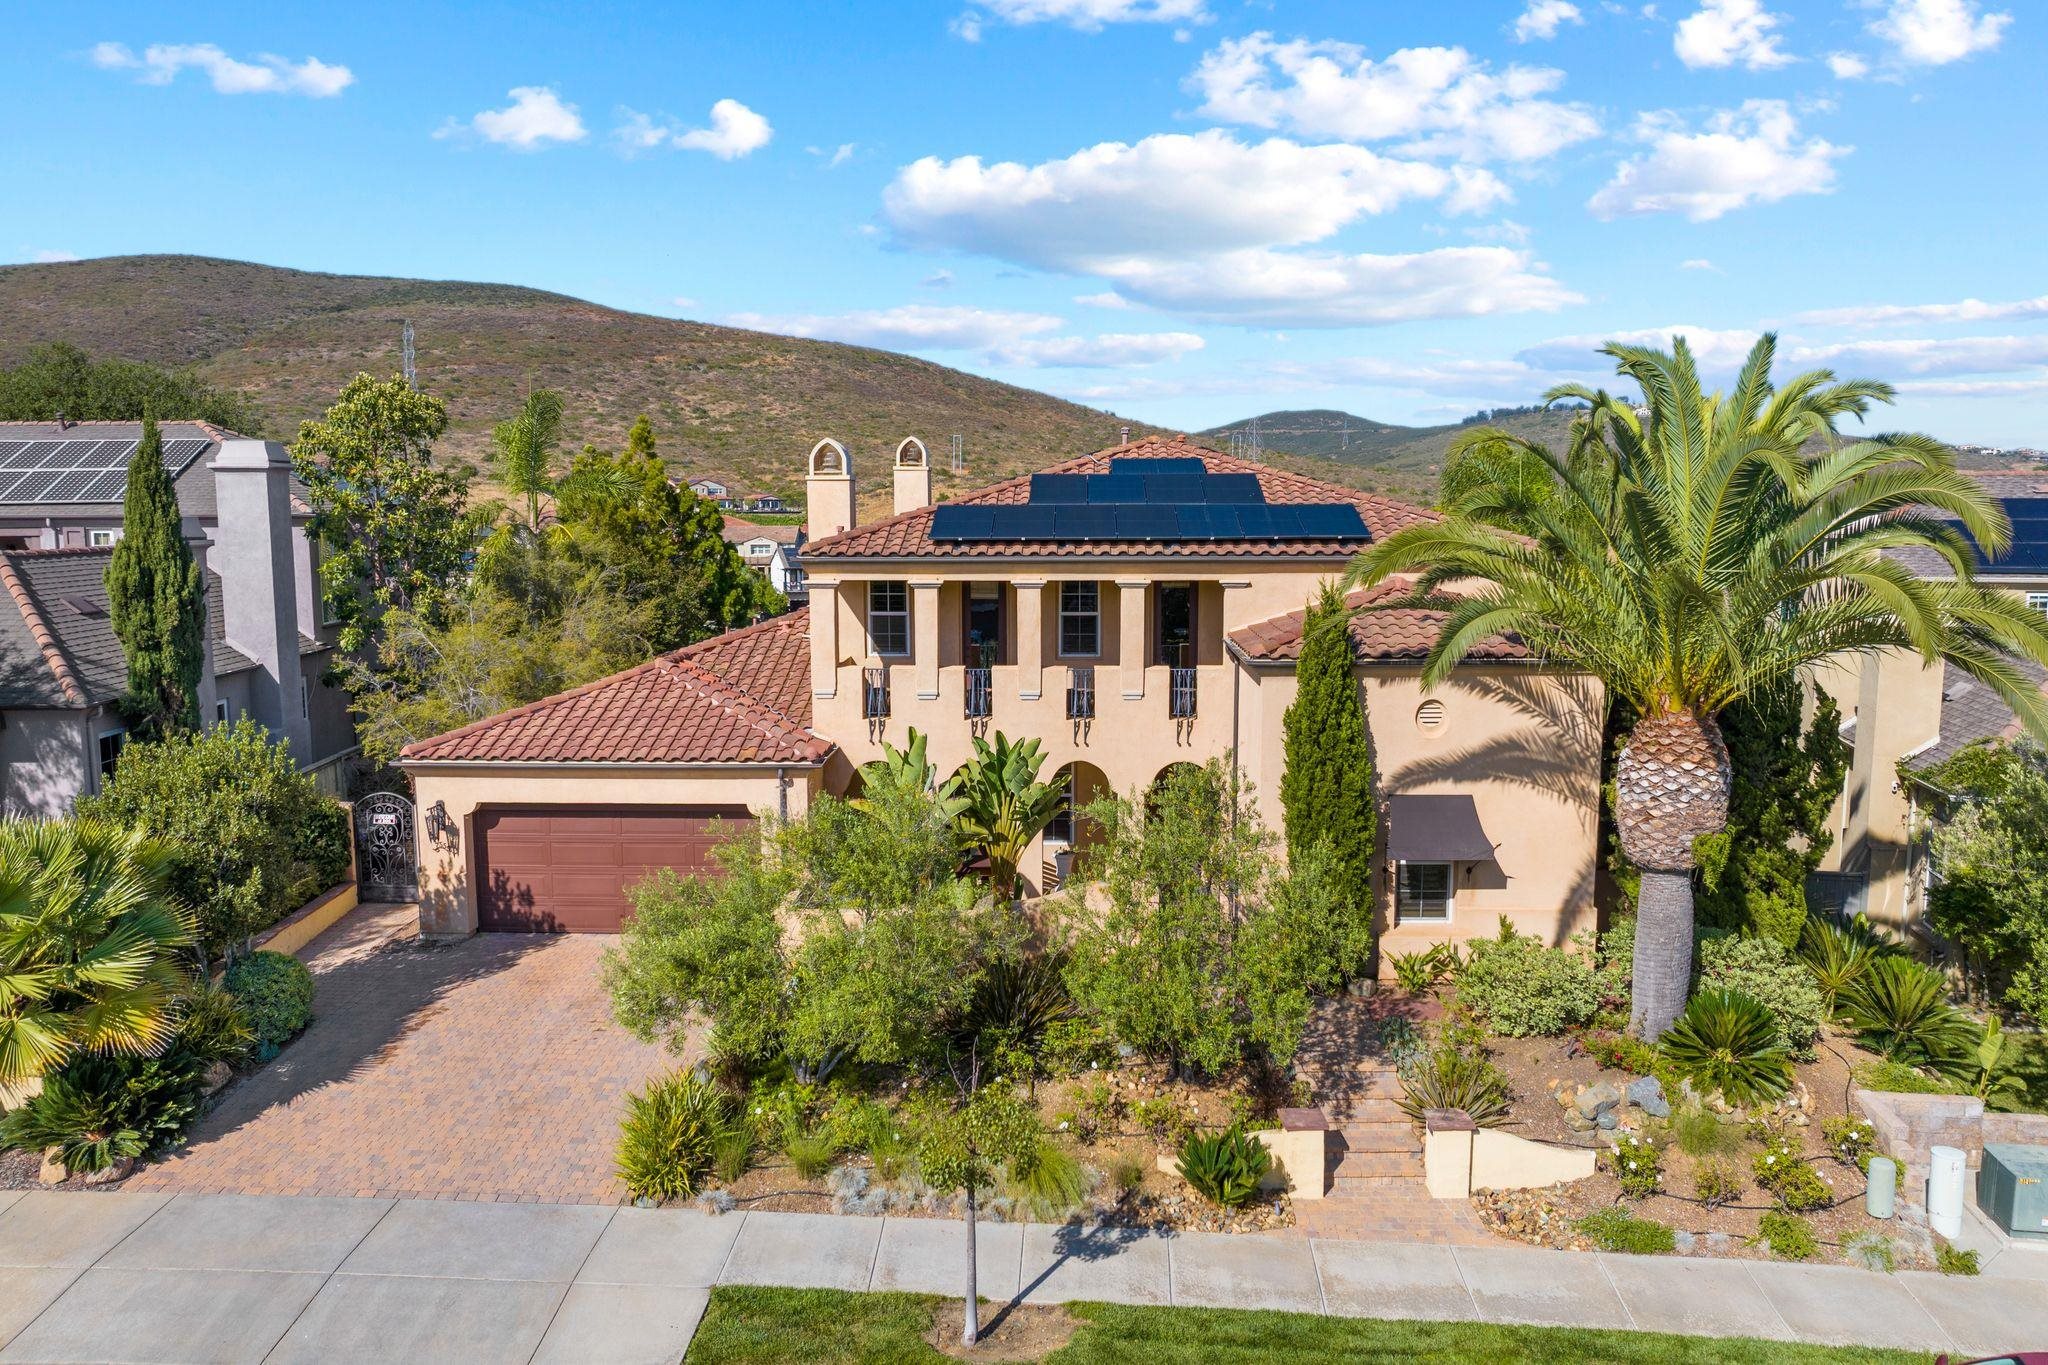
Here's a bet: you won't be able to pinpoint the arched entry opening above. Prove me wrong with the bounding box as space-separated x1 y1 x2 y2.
1147 761 1206 821
1044 760 1110 888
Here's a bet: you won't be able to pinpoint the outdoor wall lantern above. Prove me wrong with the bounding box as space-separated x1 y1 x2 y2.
425 799 454 847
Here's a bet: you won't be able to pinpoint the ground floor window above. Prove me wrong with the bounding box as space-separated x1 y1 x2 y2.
1397 861 1452 921
96 728 125 781
1045 768 1077 844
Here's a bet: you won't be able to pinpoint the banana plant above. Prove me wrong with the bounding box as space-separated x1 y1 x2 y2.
853 728 965 821
954 732 1062 904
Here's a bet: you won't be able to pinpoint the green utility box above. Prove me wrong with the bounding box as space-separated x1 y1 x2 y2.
1977 1143 2048 1241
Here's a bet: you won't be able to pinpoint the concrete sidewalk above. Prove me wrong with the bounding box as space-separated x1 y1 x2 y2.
0 1190 2042 1362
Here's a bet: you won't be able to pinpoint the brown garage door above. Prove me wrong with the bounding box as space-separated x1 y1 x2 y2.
475 806 753 932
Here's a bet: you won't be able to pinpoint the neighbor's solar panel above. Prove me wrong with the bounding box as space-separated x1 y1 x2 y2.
0 436 212 505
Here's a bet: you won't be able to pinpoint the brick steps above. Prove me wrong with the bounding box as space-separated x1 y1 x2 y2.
1334 1125 1417 1154
1331 1150 1425 1181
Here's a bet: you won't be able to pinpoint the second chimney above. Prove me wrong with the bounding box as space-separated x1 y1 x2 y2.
806 438 856 541
893 437 933 517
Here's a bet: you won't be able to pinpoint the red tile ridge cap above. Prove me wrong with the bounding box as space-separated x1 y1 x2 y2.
0 551 86 705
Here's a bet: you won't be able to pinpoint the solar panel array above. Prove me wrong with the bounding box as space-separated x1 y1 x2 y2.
1943 497 2048 573
0 438 211 506
929 456 1369 544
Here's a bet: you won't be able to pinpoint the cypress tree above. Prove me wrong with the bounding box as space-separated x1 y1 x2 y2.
105 417 206 735
1280 584 1376 972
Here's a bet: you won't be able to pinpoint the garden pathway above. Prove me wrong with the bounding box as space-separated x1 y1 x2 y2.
0 1191 2041 1361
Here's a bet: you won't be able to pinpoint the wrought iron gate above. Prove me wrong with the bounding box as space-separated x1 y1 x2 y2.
355 792 420 901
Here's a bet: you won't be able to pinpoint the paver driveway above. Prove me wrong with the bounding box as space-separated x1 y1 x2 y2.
128 904 677 1204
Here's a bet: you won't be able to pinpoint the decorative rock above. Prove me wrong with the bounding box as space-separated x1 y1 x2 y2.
1627 1076 1671 1119
82 1157 134 1186
202 1061 234 1096
37 1147 66 1186
1576 1081 1623 1119
1565 1109 1596 1132
1596 1109 1620 1131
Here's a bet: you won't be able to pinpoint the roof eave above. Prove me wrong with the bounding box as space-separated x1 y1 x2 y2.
397 755 833 772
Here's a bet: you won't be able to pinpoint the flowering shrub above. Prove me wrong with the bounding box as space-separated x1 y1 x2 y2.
1610 1133 1664 1199
1455 922 1600 1037
1754 1137 1834 1211
1821 1115 1877 1166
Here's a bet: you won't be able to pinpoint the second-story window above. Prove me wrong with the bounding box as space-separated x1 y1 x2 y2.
2029 592 2048 616
1059 582 1099 657
868 581 910 657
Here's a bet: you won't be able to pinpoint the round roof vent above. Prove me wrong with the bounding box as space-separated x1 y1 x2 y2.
1416 698 1446 732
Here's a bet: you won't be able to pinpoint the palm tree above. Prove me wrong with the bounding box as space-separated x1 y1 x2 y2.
492 388 566 532
0 819 194 1085
1348 335 2048 1038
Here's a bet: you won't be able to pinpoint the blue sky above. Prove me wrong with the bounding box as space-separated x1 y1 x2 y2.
4 1 2043 444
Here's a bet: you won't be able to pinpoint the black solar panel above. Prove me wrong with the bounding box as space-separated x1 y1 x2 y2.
1084 474 1144 504
7 471 61 502
1055 506 1119 539
1141 474 1208 504
929 506 995 540
90 440 132 464
0 442 23 461
1028 474 1090 504
81 470 127 502
1109 456 1205 475
1114 506 1180 540
1204 474 1263 504
46 470 99 501
0 435 214 505
1294 504 1370 539
992 505 1061 539
162 438 210 471
0 447 39 470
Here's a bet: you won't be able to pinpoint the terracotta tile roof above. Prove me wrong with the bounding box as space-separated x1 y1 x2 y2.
802 434 1436 561
722 518 801 546
1228 579 1533 664
400 609 830 765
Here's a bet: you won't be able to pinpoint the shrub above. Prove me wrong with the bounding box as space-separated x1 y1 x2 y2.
1937 1244 1981 1276
1594 919 1635 1011
1755 1138 1834 1211
174 984 254 1066
1659 989 1792 1105
224 951 314 1052
711 1125 755 1184
1756 1210 1817 1260
1575 1207 1675 1255
1130 1094 1197 1147
1002 1137 1089 1219
1176 1125 1271 1208
1693 1157 1744 1210
1839 957 1980 1076
616 1071 728 1203
1609 1133 1663 1199
1851 1058 1960 1095
1110 1152 1148 1196
1396 1032 1511 1129
1695 934 1825 1060
1388 944 1457 995
1820 1116 1877 1167
1071 1074 1123 1143
952 951 1080 1062
0 1050 206 1173
1453 925 1600 1037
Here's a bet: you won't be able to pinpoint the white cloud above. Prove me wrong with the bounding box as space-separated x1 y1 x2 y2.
91 41 353 97
1092 247 1580 327
1895 377 2048 398
1514 1 1585 41
1075 291 1134 309
672 296 699 310
1516 325 1763 371
1467 219 1533 244
964 0 1209 33
1826 52 1871 78
724 303 1201 369
1186 33 1600 163
1679 257 1719 271
1869 0 2010 65
616 101 773 159
442 86 586 150
1672 0 1794 70
884 130 1576 326
677 99 772 159
1794 294 2048 328
26 249 81 264
1790 335 2048 377
829 142 856 167
1588 101 1847 221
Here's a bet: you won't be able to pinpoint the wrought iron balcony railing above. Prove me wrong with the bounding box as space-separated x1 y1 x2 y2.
1168 666 1197 719
964 667 993 719
1066 666 1096 720
862 666 890 720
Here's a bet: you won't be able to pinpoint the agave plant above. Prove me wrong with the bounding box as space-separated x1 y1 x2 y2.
1176 1124 1271 1208
1395 1033 1512 1128
1346 335 2048 1036
1659 989 1792 1105
615 1070 729 1203
1839 957 1981 1077
954 732 1063 902
1799 914 1902 1015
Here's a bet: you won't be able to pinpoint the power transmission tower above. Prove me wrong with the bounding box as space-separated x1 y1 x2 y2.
950 433 964 472
401 321 416 389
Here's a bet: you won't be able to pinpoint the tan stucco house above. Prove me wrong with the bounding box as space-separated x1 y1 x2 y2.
401 434 1605 968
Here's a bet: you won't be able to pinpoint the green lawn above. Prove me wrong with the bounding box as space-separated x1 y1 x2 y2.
684 1286 1932 1364
1991 1031 2048 1114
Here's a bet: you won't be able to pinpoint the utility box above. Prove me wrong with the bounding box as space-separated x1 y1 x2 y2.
1977 1144 2048 1241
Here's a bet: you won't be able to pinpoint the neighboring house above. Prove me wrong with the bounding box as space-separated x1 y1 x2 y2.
1811 472 2048 930
686 478 735 509
748 495 785 513
402 433 1604 953
0 421 358 815
721 517 806 601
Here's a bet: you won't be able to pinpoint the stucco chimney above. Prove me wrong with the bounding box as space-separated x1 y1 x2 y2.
208 439 308 759
806 438 856 541
893 437 933 517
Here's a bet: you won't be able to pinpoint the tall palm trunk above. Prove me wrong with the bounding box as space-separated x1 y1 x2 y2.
1614 708 1731 1038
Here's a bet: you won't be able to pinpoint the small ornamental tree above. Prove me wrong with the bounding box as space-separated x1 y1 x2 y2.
1928 740 2048 1021
105 417 206 736
915 1073 1041 1348
1693 675 1849 950
1278 583 1376 976
491 389 566 532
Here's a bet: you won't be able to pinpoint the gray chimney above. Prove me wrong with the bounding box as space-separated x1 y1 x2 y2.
208 439 308 759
